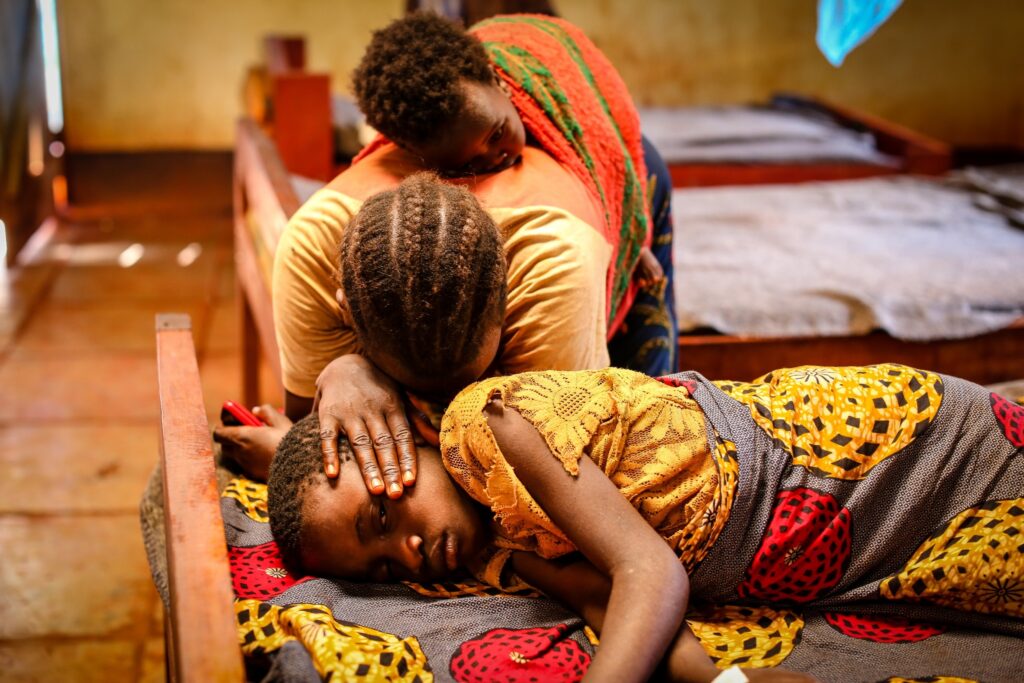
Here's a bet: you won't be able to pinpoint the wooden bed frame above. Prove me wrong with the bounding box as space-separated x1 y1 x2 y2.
243 35 334 182
678 323 1024 386
233 118 293 407
665 94 952 188
156 313 244 680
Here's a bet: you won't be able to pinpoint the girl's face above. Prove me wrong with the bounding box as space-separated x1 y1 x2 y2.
299 445 489 582
415 78 526 177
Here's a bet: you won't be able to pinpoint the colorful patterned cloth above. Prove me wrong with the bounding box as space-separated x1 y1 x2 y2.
436 364 1024 680
471 15 650 335
215 364 1024 681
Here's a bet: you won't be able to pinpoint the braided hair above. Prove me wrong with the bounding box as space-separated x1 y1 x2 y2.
352 12 494 147
267 413 330 570
340 173 507 384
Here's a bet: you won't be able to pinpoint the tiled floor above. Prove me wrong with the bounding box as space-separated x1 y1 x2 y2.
0 153 276 681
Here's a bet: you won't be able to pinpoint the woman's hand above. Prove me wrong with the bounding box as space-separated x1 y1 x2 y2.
213 405 292 482
313 354 417 498
635 246 665 289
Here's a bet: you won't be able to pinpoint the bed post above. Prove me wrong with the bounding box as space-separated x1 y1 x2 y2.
156 314 244 681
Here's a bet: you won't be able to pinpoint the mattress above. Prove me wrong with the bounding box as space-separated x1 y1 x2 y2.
640 103 898 166
671 171 1024 340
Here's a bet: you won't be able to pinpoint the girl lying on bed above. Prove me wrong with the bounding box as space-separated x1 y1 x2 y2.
266 361 1024 683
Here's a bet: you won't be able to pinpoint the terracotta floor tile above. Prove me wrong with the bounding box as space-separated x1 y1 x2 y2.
202 302 241 354
200 352 284 425
0 353 159 420
16 302 207 355
47 262 218 305
0 424 159 513
0 515 154 639
138 638 167 683
0 265 58 351
0 639 138 683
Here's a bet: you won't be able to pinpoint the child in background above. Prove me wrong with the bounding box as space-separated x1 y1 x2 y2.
352 12 675 375
268 361 1024 683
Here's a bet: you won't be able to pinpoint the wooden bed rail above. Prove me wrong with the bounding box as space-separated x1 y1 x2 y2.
233 119 292 406
156 314 244 682
679 318 1024 386
773 93 952 175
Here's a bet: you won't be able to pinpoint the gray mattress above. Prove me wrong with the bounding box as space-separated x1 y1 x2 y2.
671 170 1024 340
639 104 898 166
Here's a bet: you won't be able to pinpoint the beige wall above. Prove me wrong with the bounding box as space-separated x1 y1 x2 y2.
58 0 403 150
559 0 1024 148
59 0 1024 150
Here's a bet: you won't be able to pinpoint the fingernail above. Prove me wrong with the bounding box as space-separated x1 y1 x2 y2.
403 470 415 485
326 465 337 477
388 482 402 496
371 477 384 490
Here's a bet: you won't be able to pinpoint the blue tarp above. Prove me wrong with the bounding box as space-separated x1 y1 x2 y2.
817 0 904 66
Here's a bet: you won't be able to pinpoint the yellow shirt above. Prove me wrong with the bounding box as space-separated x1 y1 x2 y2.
439 369 740 589
273 144 613 398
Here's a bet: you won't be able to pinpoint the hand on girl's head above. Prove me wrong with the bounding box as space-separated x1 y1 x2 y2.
272 431 488 583
313 354 417 496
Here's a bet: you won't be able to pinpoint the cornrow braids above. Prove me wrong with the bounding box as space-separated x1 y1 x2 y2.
267 414 339 570
340 173 507 384
352 12 495 147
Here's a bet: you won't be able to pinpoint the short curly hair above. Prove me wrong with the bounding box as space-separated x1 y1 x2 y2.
267 414 348 570
352 12 495 147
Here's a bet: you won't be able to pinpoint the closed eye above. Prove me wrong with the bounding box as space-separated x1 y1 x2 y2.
489 123 505 144
377 499 388 532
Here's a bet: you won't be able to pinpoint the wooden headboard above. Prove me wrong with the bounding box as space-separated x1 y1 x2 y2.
666 94 952 188
156 313 244 681
243 35 333 182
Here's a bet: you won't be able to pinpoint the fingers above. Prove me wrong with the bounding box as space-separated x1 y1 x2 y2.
386 409 418 487
253 404 292 428
363 415 404 498
342 419 387 496
212 425 246 445
318 413 343 479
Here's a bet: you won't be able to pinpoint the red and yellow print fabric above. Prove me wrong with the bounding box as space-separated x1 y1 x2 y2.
685 605 804 669
235 599 432 682
715 364 944 480
880 499 1024 617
